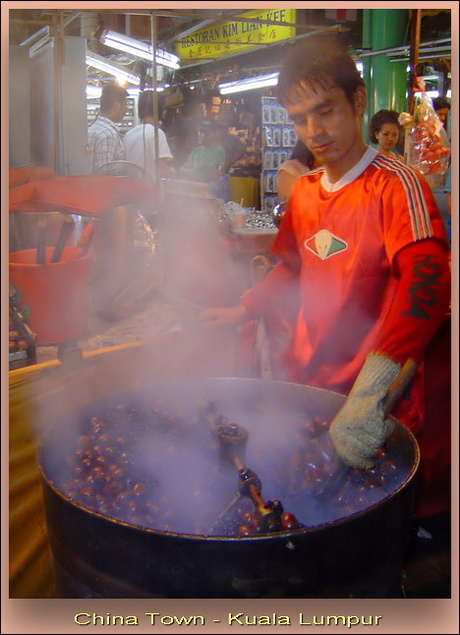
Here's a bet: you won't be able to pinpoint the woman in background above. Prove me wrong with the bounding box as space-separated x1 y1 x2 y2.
369 109 405 162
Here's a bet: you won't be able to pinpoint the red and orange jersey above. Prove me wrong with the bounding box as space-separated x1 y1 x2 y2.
242 147 448 394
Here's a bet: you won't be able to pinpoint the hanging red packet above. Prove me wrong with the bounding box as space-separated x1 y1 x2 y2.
408 84 450 176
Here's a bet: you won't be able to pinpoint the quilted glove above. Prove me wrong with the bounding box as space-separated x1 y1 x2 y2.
329 353 402 469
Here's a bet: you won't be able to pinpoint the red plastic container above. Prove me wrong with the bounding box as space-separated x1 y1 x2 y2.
9 247 91 346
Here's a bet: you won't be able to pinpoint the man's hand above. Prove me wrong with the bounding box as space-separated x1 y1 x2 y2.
329 397 395 469
329 353 402 469
199 305 249 328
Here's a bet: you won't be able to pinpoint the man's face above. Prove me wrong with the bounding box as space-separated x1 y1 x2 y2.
198 128 216 147
284 83 366 178
113 97 127 123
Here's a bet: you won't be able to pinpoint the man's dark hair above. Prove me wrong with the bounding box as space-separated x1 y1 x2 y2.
138 89 165 120
432 96 450 112
100 83 128 112
369 109 402 144
198 117 221 132
277 32 365 107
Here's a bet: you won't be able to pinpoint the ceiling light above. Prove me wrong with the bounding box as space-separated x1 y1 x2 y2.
97 28 180 69
20 25 50 48
29 36 53 56
219 72 279 95
86 52 141 86
20 13 80 56
86 85 164 99
413 90 440 99
126 86 164 96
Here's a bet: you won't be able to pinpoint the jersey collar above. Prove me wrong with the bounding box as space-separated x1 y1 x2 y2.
320 146 378 194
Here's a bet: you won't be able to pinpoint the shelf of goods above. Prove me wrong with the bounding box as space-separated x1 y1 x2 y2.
261 96 298 213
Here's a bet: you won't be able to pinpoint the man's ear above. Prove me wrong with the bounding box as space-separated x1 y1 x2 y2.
353 86 367 116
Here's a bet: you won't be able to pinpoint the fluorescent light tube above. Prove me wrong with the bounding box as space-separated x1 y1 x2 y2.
86 85 164 99
20 25 50 47
413 90 440 99
98 28 180 69
219 72 279 95
29 36 53 56
86 52 141 85
126 86 164 96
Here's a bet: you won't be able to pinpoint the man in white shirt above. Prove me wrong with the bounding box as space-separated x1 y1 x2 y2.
123 90 174 187
87 83 128 172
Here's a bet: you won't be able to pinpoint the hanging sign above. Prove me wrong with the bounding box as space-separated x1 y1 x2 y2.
325 9 357 23
175 9 297 61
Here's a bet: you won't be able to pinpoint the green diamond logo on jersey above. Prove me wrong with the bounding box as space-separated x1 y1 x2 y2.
304 229 348 260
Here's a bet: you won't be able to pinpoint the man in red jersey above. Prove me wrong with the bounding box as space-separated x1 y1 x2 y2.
201 34 451 513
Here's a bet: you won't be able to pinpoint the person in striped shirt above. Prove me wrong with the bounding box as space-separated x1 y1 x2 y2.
200 33 450 505
87 83 128 172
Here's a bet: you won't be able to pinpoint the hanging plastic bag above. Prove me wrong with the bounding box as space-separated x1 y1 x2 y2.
408 87 450 176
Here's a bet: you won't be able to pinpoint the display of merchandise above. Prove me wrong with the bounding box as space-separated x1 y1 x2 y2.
260 96 297 213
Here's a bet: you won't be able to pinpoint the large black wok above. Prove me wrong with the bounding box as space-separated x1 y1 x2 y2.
38 377 419 598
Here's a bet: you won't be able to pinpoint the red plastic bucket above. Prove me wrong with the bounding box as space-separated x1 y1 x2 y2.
9 247 91 346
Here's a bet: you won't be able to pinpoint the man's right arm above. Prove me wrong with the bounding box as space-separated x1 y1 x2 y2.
200 259 300 328
201 202 301 327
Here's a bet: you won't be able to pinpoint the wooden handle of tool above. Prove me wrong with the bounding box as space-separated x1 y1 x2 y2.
382 359 418 416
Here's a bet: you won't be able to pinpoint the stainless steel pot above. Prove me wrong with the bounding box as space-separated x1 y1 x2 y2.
38 377 420 598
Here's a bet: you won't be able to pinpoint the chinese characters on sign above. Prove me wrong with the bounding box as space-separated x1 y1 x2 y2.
175 9 297 60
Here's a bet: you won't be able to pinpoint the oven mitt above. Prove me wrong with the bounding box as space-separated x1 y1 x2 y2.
329 353 402 469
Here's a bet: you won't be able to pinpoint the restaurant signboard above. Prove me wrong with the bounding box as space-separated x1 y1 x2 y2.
175 9 297 61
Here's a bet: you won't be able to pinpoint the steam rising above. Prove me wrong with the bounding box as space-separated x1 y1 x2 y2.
40 379 411 536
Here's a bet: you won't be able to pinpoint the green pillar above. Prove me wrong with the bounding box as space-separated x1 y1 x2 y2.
362 9 409 142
